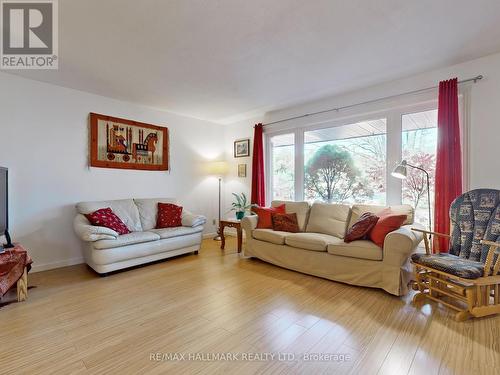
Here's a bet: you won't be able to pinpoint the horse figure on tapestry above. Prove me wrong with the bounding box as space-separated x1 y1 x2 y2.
132 132 158 163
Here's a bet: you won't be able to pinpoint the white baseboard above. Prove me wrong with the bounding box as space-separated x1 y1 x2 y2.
203 232 217 239
31 257 85 273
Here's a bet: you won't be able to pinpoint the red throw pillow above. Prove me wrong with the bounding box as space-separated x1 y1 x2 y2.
252 204 286 229
156 203 183 228
344 212 379 243
85 207 131 235
369 213 407 247
271 213 300 233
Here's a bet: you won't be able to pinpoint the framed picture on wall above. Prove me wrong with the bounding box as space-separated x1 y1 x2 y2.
89 113 169 171
238 164 247 177
234 139 250 158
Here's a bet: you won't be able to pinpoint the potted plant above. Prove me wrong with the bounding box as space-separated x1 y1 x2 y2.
231 192 252 220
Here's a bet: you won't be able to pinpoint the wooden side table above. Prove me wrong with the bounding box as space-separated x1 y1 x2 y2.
16 267 28 302
219 219 242 253
0 244 31 302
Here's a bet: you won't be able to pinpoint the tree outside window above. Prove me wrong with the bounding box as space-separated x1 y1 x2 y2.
304 120 387 204
304 144 374 203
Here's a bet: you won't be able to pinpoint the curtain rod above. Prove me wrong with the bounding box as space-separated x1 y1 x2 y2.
262 75 483 127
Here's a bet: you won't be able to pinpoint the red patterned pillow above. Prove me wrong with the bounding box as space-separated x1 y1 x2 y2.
252 204 286 229
271 213 300 233
85 207 131 235
344 212 379 243
369 213 407 248
156 203 183 228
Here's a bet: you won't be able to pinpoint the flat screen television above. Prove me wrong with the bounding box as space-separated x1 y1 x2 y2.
0 167 13 249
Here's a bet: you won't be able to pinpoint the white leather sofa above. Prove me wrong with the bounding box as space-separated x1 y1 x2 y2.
242 201 424 296
74 198 206 274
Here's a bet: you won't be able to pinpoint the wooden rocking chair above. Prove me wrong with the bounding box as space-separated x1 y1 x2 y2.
410 189 500 321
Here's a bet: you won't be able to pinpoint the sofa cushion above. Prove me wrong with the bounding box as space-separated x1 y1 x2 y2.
344 212 379 243
306 203 351 238
350 204 413 228
93 231 160 250
272 201 310 232
149 226 203 239
156 203 183 228
411 253 484 279
253 229 290 245
134 198 177 231
76 199 143 232
253 204 286 229
84 207 131 235
328 240 383 261
285 233 343 252
369 213 407 248
271 213 300 233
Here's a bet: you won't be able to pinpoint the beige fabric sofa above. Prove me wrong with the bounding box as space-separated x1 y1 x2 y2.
242 201 424 296
74 198 206 274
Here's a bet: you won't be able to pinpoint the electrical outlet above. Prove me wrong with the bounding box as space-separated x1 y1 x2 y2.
212 219 216 225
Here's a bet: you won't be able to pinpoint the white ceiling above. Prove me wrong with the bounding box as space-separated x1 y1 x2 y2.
10 0 500 124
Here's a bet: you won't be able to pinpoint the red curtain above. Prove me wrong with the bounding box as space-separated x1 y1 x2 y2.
434 78 462 252
251 123 266 206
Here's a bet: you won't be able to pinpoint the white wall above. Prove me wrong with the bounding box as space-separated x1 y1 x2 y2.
222 118 256 217
0 72 225 272
224 51 500 204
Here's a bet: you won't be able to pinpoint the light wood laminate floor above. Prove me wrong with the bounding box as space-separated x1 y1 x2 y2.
0 238 499 374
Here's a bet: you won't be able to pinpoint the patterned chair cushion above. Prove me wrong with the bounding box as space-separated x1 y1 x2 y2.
449 189 500 262
411 253 484 279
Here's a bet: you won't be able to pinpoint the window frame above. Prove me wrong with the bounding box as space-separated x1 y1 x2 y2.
264 91 468 206
265 129 298 203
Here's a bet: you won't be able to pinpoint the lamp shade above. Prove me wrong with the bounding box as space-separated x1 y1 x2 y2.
206 161 228 176
391 161 407 179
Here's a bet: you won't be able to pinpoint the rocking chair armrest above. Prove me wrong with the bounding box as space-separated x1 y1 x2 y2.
481 240 500 276
410 227 450 255
411 228 451 238
481 240 500 248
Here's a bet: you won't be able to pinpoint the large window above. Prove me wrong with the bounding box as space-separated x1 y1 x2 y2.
266 97 465 211
304 119 386 204
401 109 437 228
270 133 294 201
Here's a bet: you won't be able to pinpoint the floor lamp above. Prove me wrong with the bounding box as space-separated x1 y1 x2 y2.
207 161 228 241
391 160 432 239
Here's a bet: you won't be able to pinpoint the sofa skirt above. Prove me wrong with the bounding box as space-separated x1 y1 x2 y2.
245 239 412 296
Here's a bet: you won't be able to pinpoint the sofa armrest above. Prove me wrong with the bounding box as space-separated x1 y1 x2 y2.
73 214 118 242
383 223 424 266
182 210 206 227
241 215 258 239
